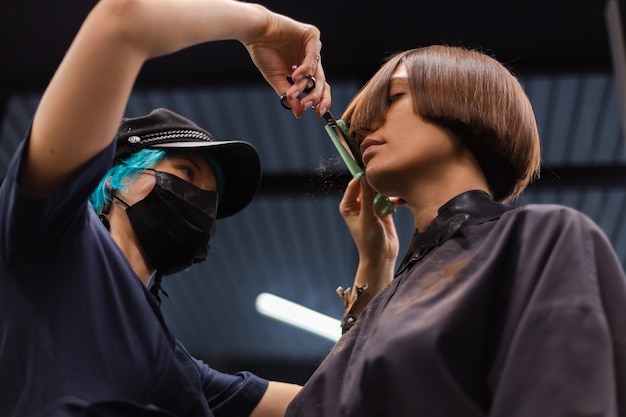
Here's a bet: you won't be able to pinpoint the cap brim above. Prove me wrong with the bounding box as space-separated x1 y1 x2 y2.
152 140 261 219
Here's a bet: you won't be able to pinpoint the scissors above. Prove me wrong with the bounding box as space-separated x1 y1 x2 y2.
281 76 395 216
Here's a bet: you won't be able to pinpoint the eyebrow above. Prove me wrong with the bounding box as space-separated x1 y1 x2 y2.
173 154 203 172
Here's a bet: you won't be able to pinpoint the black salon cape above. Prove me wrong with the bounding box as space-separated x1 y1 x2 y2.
286 191 626 417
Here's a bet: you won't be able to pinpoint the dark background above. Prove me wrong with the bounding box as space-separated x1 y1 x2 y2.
0 1 614 95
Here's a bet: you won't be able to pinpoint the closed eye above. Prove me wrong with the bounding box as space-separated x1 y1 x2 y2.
387 92 404 105
177 165 194 181
167 154 204 182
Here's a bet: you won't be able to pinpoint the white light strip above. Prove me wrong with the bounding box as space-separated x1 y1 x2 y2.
255 292 341 342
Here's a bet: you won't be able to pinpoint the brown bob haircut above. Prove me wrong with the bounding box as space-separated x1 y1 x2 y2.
342 45 541 202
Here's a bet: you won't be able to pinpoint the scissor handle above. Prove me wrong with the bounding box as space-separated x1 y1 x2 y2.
374 194 395 215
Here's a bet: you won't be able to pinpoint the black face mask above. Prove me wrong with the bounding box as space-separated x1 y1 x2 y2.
117 169 218 276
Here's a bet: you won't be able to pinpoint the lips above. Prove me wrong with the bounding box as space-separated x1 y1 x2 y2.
360 139 383 162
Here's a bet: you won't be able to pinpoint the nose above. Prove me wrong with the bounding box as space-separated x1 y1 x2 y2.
353 124 376 142
361 118 384 137
368 120 382 132
351 114 384 143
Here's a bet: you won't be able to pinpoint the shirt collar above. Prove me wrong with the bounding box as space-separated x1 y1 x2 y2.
395 190 512 276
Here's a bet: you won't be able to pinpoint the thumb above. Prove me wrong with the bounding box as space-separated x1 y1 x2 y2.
360 177 378 217
339 178 362 217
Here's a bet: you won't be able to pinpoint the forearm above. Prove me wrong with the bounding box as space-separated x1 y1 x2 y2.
104 0 270 57
27 0 271 195
250 381 301 417
354 257 395 290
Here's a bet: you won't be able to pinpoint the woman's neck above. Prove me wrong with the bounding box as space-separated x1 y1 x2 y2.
404 158 490 232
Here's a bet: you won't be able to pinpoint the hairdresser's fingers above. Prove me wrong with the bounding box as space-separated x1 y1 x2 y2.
286 50 331 117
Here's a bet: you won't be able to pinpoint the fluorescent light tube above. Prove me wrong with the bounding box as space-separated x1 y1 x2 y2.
256 292 341 342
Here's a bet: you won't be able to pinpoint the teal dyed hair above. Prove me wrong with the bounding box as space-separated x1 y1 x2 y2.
89 148 225 214
89 149 166 213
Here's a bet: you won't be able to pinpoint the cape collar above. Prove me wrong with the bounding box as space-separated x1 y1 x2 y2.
395 190 512 276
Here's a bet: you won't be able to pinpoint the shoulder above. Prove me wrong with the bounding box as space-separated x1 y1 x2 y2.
495 204 622 272
490 203 616 260
503 203 600 233
509 203 587 218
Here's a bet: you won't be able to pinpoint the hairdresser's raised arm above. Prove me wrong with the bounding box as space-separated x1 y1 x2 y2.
24 0 329 196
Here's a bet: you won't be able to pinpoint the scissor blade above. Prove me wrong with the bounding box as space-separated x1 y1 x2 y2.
323 112 362 179
322 112 364 168
321 112 396 216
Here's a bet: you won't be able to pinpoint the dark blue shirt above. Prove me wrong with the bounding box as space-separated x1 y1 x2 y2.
0 135 267 417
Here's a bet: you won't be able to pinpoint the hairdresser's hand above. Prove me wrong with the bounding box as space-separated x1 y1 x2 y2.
340 177 399 289
241 8 331 119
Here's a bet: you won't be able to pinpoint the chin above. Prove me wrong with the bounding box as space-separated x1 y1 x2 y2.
364 170 394 196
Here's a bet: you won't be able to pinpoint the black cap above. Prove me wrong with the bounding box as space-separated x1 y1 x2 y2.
114 108 261 218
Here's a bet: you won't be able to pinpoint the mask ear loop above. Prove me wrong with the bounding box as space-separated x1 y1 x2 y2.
98 167 153 229
98 183 113 230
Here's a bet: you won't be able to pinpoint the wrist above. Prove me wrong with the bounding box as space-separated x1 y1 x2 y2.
238 3 272 45
355 259 395 288
337 267 392 334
